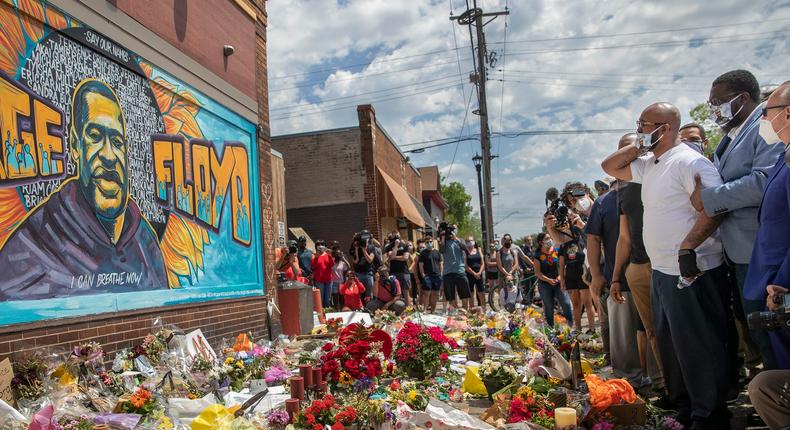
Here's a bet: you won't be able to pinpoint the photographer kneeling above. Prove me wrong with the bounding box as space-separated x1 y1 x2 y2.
366 267 406 315
439 222 471 311
748 285 790 429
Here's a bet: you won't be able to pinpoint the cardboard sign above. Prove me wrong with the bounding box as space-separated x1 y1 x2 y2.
417 314 449 328
324 311 372 326
0 358 14 405
185 329 216 361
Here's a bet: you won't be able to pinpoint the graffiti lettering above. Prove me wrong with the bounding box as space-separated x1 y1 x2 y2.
152 136 252 246
0 73 65 184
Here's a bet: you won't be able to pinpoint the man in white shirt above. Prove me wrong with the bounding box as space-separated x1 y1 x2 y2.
602 102 730 429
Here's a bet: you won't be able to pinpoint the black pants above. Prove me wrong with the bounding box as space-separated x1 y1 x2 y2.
394 272 411 301
443 273 470 301
652 265 730 426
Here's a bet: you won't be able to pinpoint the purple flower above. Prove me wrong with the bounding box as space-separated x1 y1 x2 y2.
267 409 291 425
591 422 614 430
662 416 684 430
265 366 291 384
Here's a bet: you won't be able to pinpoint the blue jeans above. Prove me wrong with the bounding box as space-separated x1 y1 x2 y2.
652 266 729 423
316 281 332 308
537 281 573 327
735 264 777 369
356 272 374 300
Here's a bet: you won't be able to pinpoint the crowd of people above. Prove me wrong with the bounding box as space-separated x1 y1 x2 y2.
274 70 790 429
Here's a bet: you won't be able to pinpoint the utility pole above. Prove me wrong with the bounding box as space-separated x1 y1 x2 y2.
451 1 508 248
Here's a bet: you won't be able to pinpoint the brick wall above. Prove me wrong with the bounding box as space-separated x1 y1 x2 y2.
271 128 365 210
0 296 269 363
286 202 367 250
358 105 382 240
372 126 422 199
0 0 276 362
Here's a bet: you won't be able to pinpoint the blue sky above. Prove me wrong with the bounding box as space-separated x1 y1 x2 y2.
267 0 789 237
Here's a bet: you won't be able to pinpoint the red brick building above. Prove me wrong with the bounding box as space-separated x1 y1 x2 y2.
0 0 277 360
272 105 434 248
418 166 448 229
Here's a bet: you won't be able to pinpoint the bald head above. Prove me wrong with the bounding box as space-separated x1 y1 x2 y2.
619 133 636 149
642 102 681 131
768 81 790 106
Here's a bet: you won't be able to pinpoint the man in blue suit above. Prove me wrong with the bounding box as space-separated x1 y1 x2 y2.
690 70 784 370
745 82 790 369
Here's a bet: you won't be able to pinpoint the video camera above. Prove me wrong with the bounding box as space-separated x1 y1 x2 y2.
437 221 455 237
748 293 790 331
354 230 372 247
545 187 585 229
287 240 298 254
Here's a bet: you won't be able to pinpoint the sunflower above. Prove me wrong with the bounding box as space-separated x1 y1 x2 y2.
338 371 353 386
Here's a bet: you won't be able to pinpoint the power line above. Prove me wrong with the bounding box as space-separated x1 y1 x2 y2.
489 17 790 44
505 32 788 56
269 48 460 80
403 129 632 152
444 87 475 182
495 0 508 201
271 82 465 121
270 73 461 112
269 56 469 93
494 78 710 92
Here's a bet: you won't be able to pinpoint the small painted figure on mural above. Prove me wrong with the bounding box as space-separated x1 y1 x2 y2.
0 78 167 301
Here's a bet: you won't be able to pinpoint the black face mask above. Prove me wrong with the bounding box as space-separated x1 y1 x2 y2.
503 241 512 248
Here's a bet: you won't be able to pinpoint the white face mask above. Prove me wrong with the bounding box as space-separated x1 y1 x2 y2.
759 112 786 145
709 94 744 127
575 196 592 213
635 126 663 152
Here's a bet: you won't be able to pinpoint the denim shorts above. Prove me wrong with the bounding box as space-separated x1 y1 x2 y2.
422 274 442 291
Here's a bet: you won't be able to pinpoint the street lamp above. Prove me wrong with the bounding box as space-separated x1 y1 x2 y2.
472 154 487 248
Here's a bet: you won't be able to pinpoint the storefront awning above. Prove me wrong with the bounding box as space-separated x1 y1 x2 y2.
377 167 425 227
410 194 437 232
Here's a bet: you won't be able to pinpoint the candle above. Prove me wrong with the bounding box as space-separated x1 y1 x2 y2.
554 407 577 429
312 366 323 385
299 365 313 387
318 381 328 394
285 398 301 421
290 376 305 400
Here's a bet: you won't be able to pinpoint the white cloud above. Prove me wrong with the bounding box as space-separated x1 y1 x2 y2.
268 0 790 235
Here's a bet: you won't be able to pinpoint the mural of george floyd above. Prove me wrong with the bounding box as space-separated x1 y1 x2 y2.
0 0 274 358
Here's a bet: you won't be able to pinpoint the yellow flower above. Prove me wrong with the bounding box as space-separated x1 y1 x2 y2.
225 357 235 365
339 371 353 385
408 390 418 401
516 386 536 400
157 417 173 430
236 360 244 368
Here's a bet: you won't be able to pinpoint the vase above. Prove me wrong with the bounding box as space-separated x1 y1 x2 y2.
466 346 485 362
482 378 507 402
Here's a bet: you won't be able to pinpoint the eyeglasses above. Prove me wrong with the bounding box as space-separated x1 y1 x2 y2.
762 104 790 118
636 120 667 129
708 92 742 107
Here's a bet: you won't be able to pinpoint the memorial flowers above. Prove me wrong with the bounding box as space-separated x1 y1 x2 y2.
393 322 457 379
293 394 358 429
120 386 158 416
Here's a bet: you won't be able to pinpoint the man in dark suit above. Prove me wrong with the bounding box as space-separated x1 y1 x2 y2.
690 70 784 371
744 81 790 369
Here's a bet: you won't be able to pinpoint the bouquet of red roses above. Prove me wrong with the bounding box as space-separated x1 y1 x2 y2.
294 394 358 430
320 339 384 390
393 322 458 379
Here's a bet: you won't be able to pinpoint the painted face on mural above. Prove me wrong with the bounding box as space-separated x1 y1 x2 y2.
69 79 129 219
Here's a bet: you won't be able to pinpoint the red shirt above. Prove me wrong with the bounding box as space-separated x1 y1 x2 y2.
312 253 335 283
339 279 366 310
